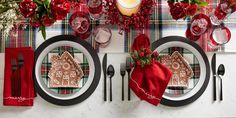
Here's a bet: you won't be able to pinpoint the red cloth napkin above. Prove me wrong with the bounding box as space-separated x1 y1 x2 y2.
129 62 172 105
129 34 172 106
4 47 35 106
131 34 150 51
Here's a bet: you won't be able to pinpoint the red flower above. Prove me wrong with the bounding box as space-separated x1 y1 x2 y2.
232 4 236 12
152 52 159 57
51 0 71 20
30 19 42 28
181 2 190 8
19 0 37 18
139 52 145 57
169 2 186 20
136 60 141 65
185 4 197 16
42 15 55 27
145 49 152 54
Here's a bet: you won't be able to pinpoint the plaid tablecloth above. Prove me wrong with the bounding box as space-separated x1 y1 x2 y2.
159 47 200 96
1 0 230 53
40 46 89 94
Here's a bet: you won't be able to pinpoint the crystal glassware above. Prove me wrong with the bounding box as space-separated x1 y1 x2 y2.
69 11 91 39
210 25 231 45
210 0 234 25
93 25 112 48
88 0 103 20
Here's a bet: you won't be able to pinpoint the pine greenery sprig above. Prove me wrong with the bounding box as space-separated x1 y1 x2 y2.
130 48 160 68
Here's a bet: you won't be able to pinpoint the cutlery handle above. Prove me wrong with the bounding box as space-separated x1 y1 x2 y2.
122 76 124 101
11 72 15 97
213 75 216 101
128 72 131 101
17 69 21 97
110 77 112 101
104 77 107 101
220 78 223 101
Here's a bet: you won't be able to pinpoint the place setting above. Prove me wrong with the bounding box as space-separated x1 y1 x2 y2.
0 0 235 111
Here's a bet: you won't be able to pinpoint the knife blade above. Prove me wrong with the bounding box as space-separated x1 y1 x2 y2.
102 53 107 101
211 53 216 101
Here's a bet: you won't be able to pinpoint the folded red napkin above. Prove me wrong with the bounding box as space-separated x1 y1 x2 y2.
129 34 172 106
130 62 172 105
4 47 35 106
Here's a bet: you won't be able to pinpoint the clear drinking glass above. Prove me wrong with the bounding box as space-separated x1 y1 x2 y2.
93 25 112 48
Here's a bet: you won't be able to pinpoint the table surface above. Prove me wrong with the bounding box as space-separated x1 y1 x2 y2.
0 52 236 118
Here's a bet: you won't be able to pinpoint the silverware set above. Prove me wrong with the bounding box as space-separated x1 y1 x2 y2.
102 54 132 101
211 53 225 101
10 53 24 97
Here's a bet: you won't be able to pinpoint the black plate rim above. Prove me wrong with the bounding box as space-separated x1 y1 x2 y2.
152 36 210 107
33 35 101 106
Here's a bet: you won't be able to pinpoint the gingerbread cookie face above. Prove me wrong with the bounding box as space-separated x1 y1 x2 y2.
160 51 194 88
48 51 84 88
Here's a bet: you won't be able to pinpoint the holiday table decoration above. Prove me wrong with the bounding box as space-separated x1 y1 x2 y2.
129 34 172 106
19 0 71 39
160 51 194 88
0 0 22 37
103 0 155 33
167 0 208 20
48 51 84 88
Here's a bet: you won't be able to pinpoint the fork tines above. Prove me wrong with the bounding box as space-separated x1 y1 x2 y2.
126 56 131 71
120 63 126 76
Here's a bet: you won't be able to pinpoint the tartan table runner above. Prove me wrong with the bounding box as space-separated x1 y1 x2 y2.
40 46 89 94
159 47 200 96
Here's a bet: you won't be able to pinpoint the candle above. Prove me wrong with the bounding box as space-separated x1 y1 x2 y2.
116 0 141 16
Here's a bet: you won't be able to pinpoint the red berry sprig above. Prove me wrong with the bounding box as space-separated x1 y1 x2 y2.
130 48 159 67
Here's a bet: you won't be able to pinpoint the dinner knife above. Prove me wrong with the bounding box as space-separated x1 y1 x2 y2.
211 53 216 101
102 53 107 101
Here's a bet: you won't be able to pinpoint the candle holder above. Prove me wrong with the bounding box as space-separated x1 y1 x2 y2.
116 0 141 16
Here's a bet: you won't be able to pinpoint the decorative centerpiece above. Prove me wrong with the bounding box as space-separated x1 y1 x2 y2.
19 0 71 39
48 51 84 88
103 0 155 32
0 0 22 37
167 0 208 20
